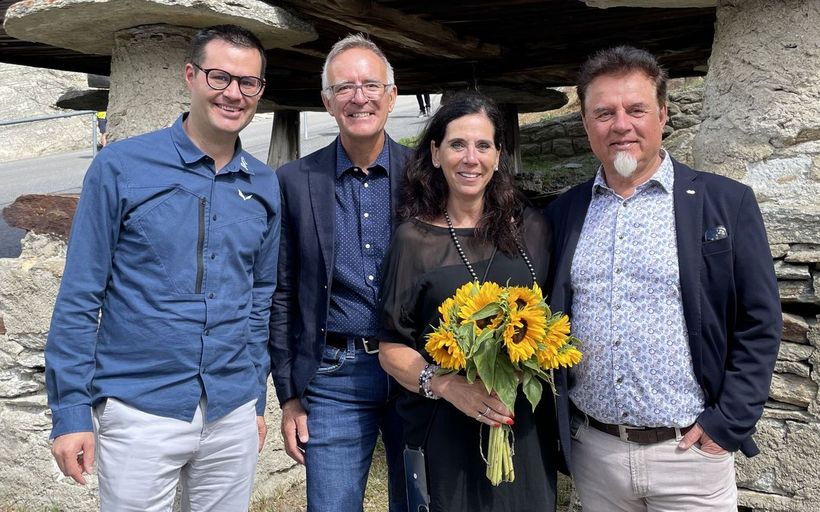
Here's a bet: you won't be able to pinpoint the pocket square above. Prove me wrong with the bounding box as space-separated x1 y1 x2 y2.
704 225 728 242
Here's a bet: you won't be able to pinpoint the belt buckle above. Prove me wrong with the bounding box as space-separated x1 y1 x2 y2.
362 337 379 355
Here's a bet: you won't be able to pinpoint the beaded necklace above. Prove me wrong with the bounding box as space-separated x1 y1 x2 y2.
443 209 537 284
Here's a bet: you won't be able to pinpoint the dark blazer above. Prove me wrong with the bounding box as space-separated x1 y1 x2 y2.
546 158 782 465
269 136 413 405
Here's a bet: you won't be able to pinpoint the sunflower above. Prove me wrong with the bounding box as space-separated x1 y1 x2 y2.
459 281 505 334
425 329 467 370
506 283 543 310
544 314 571 351
538 344 583 369
438 296 458 326
502 305 546 363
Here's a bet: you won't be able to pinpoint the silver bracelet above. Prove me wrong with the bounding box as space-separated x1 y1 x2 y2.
418 362 441 399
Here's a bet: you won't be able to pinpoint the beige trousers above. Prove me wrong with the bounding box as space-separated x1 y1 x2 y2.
93 397 259 512
570 416 737 512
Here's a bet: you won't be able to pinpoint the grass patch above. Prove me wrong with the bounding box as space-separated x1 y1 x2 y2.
397 133 421 148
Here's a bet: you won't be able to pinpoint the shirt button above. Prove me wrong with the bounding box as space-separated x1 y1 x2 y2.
364 243 371 249
364 182 369 188
320 327 325 333
363 212 370 218
622 202 627 208
210 253 216 260
616 376 624 384
367 275 374 281
615 268 622 274
622 411 629 418
618 234 624 240
212 214 217 221
204 330 210 336
208 292 215 299
614 339 621 347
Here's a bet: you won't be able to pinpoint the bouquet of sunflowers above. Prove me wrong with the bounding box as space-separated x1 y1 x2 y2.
425 281 582 485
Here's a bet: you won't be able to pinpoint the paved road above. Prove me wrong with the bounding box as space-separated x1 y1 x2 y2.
0 94 434 258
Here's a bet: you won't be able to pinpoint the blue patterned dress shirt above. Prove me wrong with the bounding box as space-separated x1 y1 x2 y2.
569 151 704 427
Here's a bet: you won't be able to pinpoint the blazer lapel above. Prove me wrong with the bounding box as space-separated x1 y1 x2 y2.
557 181 593 311
673 160 703 356
386 136 406 232
308 141 337 280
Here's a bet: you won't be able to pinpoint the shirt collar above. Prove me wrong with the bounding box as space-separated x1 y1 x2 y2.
170 113 255 176
591 149 673 197
334 136 390 179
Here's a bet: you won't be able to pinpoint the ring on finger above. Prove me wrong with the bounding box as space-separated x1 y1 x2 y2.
482 405 491 416
476 411 484 420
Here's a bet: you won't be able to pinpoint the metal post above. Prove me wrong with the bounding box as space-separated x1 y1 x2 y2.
92 114 98 158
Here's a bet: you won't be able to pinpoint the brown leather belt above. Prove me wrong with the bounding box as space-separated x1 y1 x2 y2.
586 415 694 445
325 332 379 354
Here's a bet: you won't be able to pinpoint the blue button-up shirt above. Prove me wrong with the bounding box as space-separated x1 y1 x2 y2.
326 138 392 337
569 151 704 427
45 114 281 438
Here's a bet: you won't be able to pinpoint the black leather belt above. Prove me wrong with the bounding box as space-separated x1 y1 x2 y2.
586 415 694 445
325 332 379 354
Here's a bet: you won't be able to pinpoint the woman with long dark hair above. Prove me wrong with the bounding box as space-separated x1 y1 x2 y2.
378 91 557 511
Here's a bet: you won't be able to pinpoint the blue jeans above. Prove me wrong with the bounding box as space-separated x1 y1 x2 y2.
304 341 406 512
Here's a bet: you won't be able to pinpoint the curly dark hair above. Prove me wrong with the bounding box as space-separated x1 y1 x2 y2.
398 91 525 255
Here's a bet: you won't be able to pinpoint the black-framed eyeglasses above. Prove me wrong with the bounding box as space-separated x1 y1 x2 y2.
325 82 393 101
192 63 265 97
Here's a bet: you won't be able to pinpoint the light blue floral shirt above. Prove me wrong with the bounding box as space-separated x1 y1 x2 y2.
569 151 704 427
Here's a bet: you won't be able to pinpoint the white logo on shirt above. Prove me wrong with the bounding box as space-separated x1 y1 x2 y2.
240 156 249 170
237 189 254 201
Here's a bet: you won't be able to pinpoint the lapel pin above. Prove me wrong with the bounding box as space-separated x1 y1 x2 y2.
686 189 696 195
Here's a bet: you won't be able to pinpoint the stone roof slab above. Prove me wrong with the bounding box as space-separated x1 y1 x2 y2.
3 0 316 54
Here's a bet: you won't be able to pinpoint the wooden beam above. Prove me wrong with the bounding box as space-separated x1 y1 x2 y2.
267 110 301 170
276 0 500 59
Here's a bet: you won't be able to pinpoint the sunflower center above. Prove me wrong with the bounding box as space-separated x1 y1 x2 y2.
512 321 529 344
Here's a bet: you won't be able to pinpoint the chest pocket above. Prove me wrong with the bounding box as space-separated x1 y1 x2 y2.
129 185 203 294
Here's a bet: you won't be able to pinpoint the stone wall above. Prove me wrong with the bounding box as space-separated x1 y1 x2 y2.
0 63 95 162
0 232 302 510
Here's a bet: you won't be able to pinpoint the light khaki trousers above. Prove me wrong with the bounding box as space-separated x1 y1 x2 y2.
570 416 737 512
93 397 259 512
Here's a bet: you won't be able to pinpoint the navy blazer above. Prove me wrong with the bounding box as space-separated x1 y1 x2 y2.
546 158 782 465
269 136 413 405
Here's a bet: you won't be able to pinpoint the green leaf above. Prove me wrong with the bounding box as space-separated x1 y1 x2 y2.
468 303 502 321
473 337 497 395
522 372 543 412
493 357 519 412
466 363 478 384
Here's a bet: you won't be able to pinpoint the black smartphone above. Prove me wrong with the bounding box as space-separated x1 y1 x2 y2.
403 446 431 512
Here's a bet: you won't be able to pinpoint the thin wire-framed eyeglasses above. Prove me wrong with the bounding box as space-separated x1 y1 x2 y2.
193 63 265 97
325 82 393 101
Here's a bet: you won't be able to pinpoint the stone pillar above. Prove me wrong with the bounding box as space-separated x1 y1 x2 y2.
108 25 195 141
693 1 820 510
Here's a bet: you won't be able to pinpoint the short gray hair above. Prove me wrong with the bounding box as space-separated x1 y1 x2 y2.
321 34 395 98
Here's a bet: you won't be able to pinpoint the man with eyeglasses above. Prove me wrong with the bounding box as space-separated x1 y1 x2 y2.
270 34 410 512
45 24 280 510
